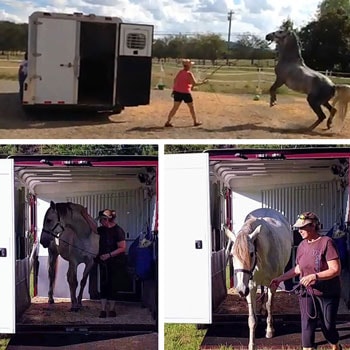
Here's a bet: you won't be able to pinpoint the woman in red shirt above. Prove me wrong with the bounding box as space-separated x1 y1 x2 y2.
165 59 207 127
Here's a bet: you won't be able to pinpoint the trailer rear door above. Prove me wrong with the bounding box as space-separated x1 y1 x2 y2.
163 153 212 323
35 18 78 104
116 23 153 106
0 159 15 333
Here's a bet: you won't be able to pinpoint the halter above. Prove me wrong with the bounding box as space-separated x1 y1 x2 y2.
233 242 257 281
41 209 97 257
41 208 65 239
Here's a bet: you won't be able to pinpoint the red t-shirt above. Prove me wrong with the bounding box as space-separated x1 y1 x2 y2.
296 235 341 296
173 70 194 93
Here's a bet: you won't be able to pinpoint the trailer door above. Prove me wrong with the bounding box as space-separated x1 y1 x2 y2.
35 18 78 104
116 23 153 106
163 153 212 323
0 159 15 333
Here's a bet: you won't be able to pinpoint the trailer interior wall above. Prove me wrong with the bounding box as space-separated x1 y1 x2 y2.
35 191 155 300
210 182 227 310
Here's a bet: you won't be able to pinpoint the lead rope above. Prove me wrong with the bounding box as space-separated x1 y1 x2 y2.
280 283 318 319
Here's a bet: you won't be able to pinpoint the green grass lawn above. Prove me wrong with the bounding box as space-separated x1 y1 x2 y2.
0 336 10 349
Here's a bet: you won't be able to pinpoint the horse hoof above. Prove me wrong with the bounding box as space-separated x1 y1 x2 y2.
266 332 274 339
70 307 79 312
48 299 54 304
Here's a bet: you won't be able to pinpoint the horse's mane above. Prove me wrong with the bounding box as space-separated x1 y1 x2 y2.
55 202 76 219
233 219 255 269
278 30 304 63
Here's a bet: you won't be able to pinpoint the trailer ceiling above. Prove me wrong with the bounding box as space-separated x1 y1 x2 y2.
210 157 347 189
15 165 154 194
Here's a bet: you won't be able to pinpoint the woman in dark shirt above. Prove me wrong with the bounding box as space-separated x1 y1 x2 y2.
270 212 342 350
97 209 128 318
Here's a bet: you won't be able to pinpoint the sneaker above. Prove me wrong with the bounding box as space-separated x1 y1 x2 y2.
194 121 202 126
108 310 116 317
164 122 173 127
98 311 107 318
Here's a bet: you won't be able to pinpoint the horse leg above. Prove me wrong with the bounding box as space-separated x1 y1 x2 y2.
306 95 327 130
269 80 284 107
265 287 275 338
246 286 258 350
67 262 79 311
327 96 339 129
76 258 95 308
47 248 58 304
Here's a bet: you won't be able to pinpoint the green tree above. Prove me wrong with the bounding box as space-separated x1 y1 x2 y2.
279 18 296 31
0 145 158 156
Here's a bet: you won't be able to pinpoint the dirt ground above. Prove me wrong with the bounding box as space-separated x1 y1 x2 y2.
0 80 348 139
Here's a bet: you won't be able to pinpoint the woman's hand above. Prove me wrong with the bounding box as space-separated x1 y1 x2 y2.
100 253 112 261
269 277 282 291
300 273 317 287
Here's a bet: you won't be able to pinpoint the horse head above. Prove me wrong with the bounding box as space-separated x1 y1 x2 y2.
229 217 263 298
265 29 302 61
40 201 65 248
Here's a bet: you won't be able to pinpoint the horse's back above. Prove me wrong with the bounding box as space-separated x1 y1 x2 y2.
246 208 289 228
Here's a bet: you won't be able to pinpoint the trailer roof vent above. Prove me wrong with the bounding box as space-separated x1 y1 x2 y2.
105 17 113 20
43 12 52 16
74 12 83 16
127 33 146 50
87 13 96 18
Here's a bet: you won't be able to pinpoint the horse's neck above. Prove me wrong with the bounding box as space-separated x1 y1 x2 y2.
278 50 304 64
65 212 91 235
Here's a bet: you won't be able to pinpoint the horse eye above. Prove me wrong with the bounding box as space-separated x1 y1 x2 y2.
46 219 52 224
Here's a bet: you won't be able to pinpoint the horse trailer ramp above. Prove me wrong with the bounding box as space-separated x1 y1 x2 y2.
200 320 350 349
7 332 157 350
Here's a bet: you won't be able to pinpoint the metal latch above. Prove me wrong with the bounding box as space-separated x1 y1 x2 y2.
0 248 7 257
60 62 73 68
195 240 203 249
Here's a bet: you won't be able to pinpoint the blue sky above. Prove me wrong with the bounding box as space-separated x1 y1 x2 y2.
0 0 322 39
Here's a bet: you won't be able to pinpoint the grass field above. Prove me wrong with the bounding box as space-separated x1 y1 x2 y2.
1 58 350 97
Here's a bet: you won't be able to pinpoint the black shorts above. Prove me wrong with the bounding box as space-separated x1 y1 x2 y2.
173 91 193 103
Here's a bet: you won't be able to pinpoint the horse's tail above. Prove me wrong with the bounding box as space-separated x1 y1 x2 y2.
333 84 350 123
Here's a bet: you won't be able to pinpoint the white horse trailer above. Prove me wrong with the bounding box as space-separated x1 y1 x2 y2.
163 147 350 331
0 155 158 340
22 12 153 114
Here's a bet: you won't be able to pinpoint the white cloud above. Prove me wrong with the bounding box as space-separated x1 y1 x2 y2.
0 0 322 39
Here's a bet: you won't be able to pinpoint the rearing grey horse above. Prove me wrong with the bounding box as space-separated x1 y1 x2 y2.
265 29 337 131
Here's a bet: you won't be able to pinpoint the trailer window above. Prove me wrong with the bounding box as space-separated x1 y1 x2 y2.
127 33 146 50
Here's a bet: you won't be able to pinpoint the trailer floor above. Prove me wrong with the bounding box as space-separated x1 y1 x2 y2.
18 297 155 325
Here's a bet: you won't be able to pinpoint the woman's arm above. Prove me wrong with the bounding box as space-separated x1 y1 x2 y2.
109 240 126 258
188 72 207 86
270 264 300 288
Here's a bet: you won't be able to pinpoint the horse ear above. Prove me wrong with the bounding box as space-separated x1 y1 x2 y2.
50 201 56 210
248 225 262 241
224 226 237 243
